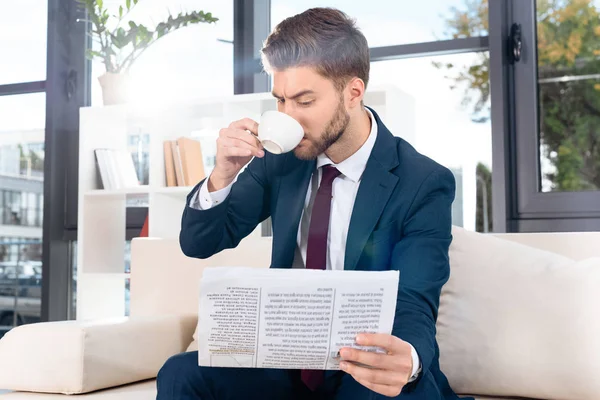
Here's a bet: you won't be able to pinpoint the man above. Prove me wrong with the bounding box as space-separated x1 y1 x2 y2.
157 7 467 400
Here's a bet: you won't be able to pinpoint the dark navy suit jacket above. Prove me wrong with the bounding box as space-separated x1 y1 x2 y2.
180 108 467 399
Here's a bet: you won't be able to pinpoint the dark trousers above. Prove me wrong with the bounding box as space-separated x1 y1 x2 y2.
156 351 391 400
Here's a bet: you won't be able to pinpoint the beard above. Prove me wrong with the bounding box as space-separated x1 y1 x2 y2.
294 96 350 160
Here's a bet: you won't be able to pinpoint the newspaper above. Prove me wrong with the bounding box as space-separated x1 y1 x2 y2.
197 267 399 370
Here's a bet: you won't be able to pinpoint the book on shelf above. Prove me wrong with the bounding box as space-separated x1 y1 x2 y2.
163 141 177 187
94 149 140 190
170 141 184 186
164 137 206 187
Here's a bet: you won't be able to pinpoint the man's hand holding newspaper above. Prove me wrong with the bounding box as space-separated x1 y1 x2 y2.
339 333 414 397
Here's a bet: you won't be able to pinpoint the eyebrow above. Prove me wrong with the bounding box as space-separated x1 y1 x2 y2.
271 90 315 100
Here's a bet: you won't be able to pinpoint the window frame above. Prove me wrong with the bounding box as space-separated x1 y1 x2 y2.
510 0 600 230
41 0 89 321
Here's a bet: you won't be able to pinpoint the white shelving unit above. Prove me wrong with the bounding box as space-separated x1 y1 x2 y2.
76 85 415 320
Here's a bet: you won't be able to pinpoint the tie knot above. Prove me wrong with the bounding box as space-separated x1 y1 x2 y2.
321 165 341 186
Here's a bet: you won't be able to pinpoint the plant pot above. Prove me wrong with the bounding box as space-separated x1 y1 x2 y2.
98 72 130 105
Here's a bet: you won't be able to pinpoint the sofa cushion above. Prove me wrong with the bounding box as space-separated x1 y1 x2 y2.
0 315 195 394
438 227 600 400
0 384 510 400
471 397 533 400
0 380 156 399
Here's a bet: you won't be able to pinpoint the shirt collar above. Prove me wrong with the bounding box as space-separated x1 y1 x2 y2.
316 108 378 182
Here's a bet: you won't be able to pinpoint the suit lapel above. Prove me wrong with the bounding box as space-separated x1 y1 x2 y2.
275 155 315 267
345 108 400 270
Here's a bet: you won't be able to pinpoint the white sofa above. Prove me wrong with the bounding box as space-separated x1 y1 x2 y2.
1 228 599 400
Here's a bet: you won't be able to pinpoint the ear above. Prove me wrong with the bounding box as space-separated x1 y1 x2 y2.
346 77 365 109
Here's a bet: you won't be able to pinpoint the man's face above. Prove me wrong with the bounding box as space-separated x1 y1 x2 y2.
271 66 350 160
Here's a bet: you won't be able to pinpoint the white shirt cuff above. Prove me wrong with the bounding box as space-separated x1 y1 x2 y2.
188 177 233 210
407 344 421 383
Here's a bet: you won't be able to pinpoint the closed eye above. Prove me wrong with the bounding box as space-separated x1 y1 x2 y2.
298 100 314 107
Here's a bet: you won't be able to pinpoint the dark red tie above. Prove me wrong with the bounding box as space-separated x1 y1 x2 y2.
301 165 341 391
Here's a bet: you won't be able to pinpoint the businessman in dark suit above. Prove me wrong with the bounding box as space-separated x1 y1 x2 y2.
157 7 467 400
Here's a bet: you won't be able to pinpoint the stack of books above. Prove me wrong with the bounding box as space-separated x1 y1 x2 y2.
163 137 206 187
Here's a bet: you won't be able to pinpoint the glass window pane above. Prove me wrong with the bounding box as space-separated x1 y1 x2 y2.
0 1 48 84
370 52 492 232
271 0 488 47
90 0 233 106
537 0 600 192
0 93 45 336
27 193 37 227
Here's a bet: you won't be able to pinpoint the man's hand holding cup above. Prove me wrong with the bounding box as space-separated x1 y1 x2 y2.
208 111 304 192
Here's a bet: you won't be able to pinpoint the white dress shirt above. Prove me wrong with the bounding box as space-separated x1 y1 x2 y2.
189 108 421 382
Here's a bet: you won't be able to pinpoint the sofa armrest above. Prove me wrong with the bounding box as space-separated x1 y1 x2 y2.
0 314 197 395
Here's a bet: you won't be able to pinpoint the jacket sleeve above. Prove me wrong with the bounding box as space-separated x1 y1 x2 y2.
179 155 272 259
391 166 455 387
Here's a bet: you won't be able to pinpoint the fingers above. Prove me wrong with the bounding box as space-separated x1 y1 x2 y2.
340 361 406 389
356 333 408 355
340 348 396 370
220 127 262 148
218 136 264 158
229 118 259 136
218 120 265 159
219 128 263 150
339 335 413 397
220 146 254 158
212 118 263 178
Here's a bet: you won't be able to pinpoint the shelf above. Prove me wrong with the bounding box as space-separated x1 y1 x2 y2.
84 185 194 198
80 272 131 279
153 186 194 196
84 186 151 198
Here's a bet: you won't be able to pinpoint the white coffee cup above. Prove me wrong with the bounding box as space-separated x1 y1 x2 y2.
257 110 304 154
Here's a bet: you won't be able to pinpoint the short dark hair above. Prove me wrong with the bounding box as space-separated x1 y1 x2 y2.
261 7 370 92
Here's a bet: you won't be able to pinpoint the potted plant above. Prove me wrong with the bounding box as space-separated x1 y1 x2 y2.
76 0 218 105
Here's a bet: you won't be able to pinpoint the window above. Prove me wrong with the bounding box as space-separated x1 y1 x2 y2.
90 0 233 106
510 0 600 225
536 0 600 193
0 92 45 333
0 1 48 85
370 52 492 232
0 190 42 227
271 0 488 47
